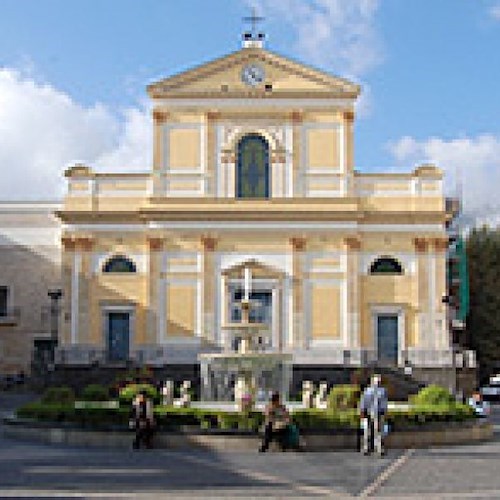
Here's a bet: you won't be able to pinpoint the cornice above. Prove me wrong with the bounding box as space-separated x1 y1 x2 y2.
148 48 360 98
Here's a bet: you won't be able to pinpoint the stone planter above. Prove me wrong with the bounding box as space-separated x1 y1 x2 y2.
2 416 493 451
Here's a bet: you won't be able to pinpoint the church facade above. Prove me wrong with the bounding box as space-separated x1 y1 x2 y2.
56 38 454 373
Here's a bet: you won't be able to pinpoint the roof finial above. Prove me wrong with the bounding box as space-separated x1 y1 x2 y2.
242 7 265 48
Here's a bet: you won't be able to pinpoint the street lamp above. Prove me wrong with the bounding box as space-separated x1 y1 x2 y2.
47 288 62 362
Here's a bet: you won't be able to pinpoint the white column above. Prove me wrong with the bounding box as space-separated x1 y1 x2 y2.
428 250 436 350
215 124 222 197
158 251 167 343
283 275 293 348
285 124 293 197
70 252 81 345
272 286 279 350
218 272 226 346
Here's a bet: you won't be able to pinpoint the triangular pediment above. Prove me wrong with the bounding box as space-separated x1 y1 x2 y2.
222 259 284 279
147 48 360 98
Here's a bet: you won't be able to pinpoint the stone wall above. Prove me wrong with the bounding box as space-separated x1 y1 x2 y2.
0 203 61 374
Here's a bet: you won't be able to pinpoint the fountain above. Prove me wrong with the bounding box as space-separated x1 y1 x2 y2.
199 267 293 411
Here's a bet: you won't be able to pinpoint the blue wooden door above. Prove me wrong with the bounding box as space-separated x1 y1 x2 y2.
377 315 398 365
107 312 130 362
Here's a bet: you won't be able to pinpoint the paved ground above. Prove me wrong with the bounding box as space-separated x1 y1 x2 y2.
1 392 500 499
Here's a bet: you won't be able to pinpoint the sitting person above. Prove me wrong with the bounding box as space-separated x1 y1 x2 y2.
259 392 291 452
468 390 490 418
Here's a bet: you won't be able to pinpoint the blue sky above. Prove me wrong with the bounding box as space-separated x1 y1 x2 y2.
0 0 499 222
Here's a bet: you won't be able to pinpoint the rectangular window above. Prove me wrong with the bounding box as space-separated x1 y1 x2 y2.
0 286 8 316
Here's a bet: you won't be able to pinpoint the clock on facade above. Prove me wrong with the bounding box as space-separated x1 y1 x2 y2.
241 64 265 86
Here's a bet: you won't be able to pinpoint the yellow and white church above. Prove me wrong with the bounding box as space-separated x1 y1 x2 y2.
56 32 454 378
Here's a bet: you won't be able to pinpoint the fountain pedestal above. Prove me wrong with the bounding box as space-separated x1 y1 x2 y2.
199 297 292 409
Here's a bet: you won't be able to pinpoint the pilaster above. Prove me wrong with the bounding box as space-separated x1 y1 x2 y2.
152 109 169 192
431 237 449 349
75 237 94 346
343 110 355 193
61 236 75 346
290 236 306 348
206 112 220 196
413 237 430 349
147 236 164 345
291 111 303 197
202 235 218 343
344 236 361 350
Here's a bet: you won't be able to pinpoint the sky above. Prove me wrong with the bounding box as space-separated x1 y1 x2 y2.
0 0 499 225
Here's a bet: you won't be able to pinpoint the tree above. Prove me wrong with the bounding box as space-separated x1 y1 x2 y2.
466 226 500 383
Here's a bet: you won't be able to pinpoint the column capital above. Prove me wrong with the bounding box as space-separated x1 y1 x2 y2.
271 151 286 163
153 110 169 124
61 236 76 251
343 110 355 122
206 111 221 120
202 236 218 252
344 236 361 251
75 237 94 251
431 237 449 252
290 111 303 124
413 237 429 253
147 236 164 252
221 150 235 163
290 237 306 252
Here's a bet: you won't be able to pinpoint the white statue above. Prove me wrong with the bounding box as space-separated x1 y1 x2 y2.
161 380 174 406
314 381 328 409
235 376 246 412
235 375 254 412
302 380 314 409
179 380 191 408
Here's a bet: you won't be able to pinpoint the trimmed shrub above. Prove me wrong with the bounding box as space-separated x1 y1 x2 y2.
81 384 109 402
41 387 75 405
327 385 361 411
410 385 455 406
118 383 159 405
293 408 359 430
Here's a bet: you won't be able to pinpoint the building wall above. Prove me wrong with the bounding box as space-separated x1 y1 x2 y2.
56 47 452 368
0 203 61 374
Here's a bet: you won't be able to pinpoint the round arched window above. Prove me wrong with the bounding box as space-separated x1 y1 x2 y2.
236 134 270 198
370 256 403 275
103 255 137 273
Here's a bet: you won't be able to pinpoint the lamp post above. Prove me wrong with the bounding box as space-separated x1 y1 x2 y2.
47 288 62 363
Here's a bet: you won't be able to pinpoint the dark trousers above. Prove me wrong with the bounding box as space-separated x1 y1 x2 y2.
133 420 153 449
362 414 384 454
260 422 287 451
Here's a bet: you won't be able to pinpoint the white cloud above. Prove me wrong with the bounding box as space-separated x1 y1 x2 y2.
489 2 500 21
245 0 382 77
243 0 383 116
387 134 500 225
0 68 151 200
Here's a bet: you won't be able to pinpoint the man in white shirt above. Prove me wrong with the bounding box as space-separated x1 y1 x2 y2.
360 374 388 456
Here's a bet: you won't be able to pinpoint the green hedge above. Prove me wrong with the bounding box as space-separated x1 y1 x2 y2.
118 384 159 405
16 402 476 432
410 385 456 406
41 387 75 405
81 384 110 402
327 385 361 411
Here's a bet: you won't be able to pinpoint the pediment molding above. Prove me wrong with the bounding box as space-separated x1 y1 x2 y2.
148 48 360 99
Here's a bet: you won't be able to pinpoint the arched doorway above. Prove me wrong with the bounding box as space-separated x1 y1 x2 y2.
236 134 270 198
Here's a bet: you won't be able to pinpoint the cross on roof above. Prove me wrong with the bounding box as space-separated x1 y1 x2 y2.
243 7 265 38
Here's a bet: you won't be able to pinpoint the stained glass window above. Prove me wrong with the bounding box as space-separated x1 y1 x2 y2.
370 257 403 275
236 134 270 198
103 255 137 273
